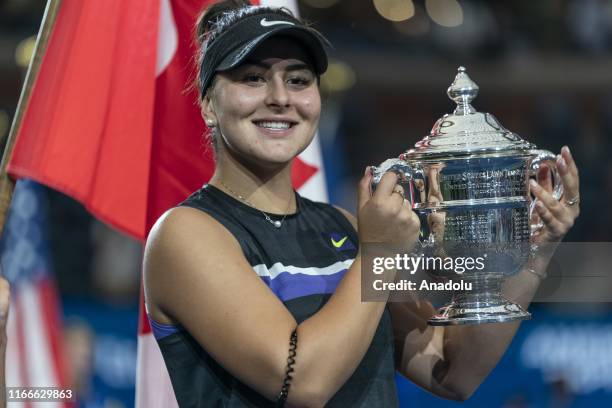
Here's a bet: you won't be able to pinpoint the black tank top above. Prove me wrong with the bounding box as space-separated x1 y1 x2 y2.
151 185 398 407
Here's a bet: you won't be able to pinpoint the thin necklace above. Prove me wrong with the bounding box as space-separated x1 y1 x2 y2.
218 181 293 229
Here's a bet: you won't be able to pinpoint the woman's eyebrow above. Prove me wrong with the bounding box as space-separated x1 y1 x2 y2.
285 63 313 72
242 60 313 71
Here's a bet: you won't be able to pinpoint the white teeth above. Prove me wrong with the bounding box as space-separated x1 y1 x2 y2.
255 121 292 130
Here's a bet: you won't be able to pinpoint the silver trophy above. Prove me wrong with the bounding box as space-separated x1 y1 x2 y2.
371 67 563 325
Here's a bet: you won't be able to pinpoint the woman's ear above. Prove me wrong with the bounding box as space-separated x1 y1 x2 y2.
201 92 218 128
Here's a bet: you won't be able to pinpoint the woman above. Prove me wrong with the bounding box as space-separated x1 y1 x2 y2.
144 1 580 407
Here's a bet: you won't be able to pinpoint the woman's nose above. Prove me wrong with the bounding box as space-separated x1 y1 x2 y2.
265 78 290 108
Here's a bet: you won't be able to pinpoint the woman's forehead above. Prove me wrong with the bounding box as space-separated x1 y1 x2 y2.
245 36 316 69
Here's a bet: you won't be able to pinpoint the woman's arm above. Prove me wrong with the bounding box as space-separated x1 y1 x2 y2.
0 277 10 408
392 146 581 400
144 171 420 407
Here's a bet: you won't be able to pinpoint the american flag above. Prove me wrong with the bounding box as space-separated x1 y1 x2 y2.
1 180 68 408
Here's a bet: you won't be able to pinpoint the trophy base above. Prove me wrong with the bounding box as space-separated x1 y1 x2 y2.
428 298 531 326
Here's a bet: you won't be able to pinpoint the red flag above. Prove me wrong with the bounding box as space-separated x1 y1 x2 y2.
8 0 327 406
8 0 160 241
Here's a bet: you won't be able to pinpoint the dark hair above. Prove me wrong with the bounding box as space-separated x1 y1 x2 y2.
194 1 302 100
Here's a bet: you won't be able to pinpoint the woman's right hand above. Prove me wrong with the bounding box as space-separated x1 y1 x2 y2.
357 168 420 248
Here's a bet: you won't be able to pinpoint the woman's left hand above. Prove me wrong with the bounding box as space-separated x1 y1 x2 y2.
530 146 580 244
0 277 9 333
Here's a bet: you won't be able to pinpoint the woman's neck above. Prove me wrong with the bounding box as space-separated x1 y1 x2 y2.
209 154 297 214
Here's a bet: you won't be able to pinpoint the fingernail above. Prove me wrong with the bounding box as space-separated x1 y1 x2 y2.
536 201 545 210
364 166 371 176
562 146 570 155
558 157 567 171
530 179 538 189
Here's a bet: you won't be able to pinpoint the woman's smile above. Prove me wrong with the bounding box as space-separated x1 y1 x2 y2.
252 118 299 137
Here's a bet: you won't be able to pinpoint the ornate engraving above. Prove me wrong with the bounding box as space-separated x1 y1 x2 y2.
440 168 526 200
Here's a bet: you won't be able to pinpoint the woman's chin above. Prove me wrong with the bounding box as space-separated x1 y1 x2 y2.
259 153 297 167
226 141 310 170
254 146 306 166
233 150 295 170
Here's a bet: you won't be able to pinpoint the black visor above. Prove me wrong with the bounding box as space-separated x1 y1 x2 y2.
199 11 329 98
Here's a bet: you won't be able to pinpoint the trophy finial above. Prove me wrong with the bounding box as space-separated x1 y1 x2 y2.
447 66 479 115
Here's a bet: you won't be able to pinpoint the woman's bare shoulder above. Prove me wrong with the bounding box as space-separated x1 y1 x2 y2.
150 205 216 234
143 206 244 322
146 206 235 251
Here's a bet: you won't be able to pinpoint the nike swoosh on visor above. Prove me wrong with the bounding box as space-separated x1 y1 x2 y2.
260 18 295 27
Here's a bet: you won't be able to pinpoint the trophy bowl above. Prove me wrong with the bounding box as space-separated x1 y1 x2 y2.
371 67 563 325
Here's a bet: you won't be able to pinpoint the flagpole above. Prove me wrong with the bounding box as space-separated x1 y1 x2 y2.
0 0 62 237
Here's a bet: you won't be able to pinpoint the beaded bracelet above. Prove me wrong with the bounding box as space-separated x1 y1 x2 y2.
276 328 298 407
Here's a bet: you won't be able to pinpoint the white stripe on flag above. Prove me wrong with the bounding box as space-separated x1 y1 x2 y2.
156 0 179 75
135 333 179 408
5 298 26 408
5 297 19 386
21 281 57 388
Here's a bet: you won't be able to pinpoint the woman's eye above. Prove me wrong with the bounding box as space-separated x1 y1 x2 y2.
244 74 264 83
287 76 311 86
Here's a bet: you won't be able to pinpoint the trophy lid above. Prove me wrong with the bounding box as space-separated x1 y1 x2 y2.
406 67 535 159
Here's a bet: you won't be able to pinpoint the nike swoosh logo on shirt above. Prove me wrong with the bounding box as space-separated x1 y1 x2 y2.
331 236 348 248
260 18 295 27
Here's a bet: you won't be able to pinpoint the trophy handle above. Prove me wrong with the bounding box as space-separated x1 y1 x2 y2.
370 157 426 207
529 150 564 234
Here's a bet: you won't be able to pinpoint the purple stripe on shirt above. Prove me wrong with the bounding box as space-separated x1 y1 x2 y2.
149 316 182 340
260 269 348 302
